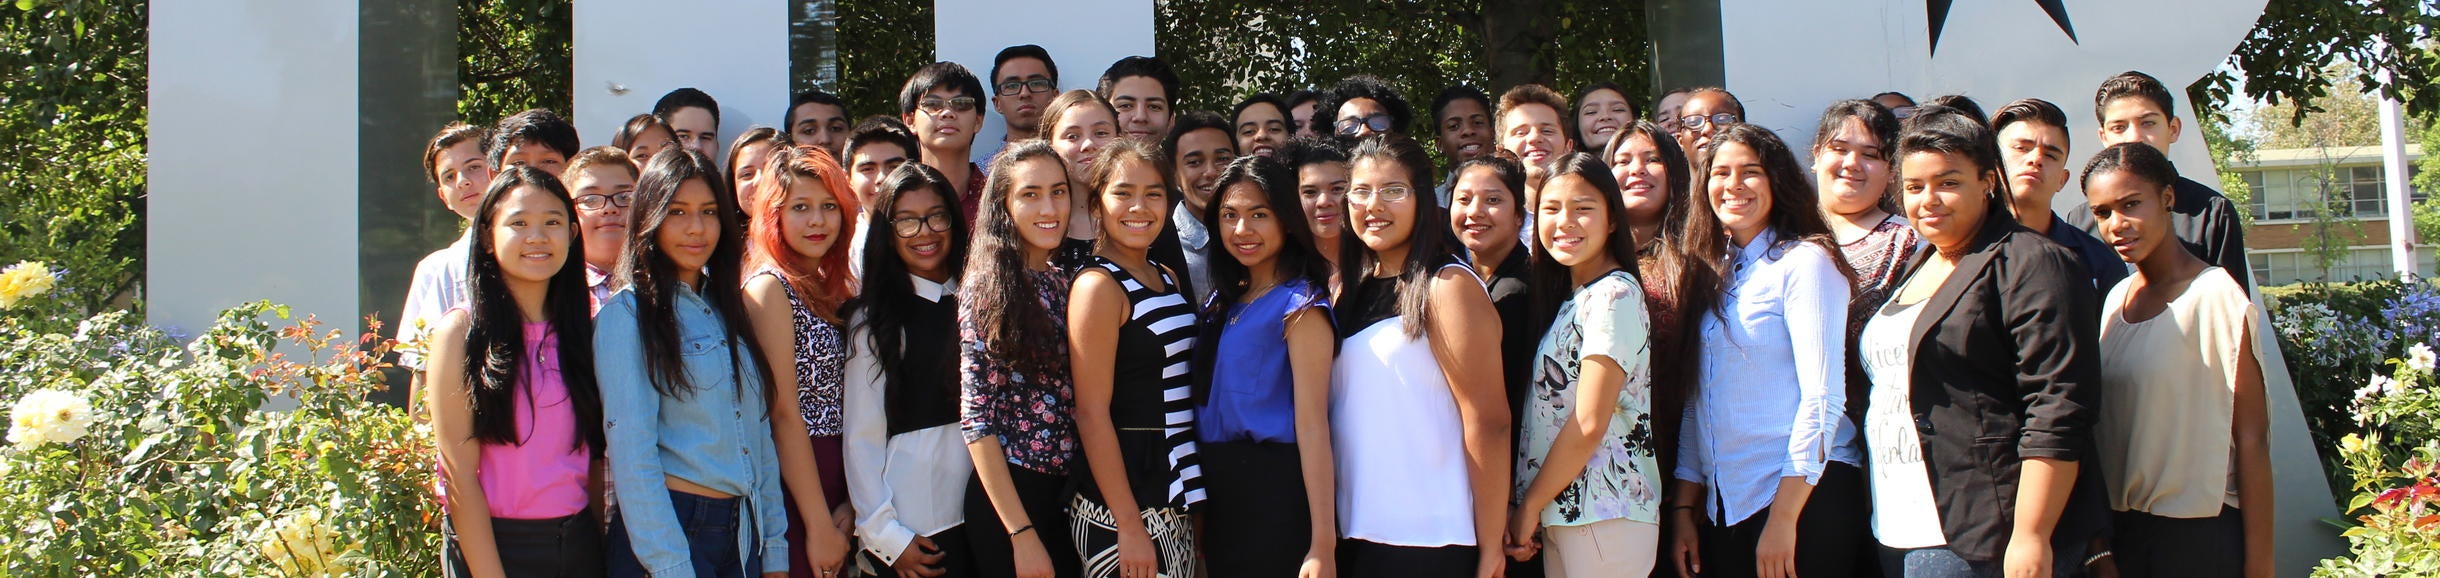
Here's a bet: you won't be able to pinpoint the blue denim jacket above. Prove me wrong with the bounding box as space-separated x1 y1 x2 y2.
595 286 789 576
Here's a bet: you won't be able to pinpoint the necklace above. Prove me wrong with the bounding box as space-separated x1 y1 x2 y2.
1230 281 1280 325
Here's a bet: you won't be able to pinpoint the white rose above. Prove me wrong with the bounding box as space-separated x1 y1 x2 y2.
6 389 97 450
2409 343 2436 373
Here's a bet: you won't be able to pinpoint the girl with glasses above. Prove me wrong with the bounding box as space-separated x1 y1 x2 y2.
744 145 863 578
1331 134 1510 578
429 167 608 578
842 162 981 578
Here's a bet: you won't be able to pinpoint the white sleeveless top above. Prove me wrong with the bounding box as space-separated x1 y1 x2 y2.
1330 264 1480 547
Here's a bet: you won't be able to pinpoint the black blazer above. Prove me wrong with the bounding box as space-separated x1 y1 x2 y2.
1886 220 2110 563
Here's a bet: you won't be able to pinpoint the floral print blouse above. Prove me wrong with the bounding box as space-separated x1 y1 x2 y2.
1516 270 1660 527
957 268 1078 476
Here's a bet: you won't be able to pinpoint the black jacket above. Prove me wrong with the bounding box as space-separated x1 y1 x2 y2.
1886 220 2111 562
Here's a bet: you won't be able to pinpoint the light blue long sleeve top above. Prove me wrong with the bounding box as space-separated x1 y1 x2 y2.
595 285 790 577
1672 229 1864 527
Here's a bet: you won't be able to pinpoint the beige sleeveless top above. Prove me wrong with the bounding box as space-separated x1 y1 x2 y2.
2096 268 2258 518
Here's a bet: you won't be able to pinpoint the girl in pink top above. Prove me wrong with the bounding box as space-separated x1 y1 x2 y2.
427 166 609 578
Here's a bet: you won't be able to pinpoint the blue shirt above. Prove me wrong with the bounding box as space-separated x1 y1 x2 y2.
1674 230 1864 526
2042 214 2129 296
595 286 789 577
1197 279 1330 444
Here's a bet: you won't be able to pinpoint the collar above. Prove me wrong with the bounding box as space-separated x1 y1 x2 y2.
1733 228 1782 265
586 262 612 287
911 273 958 302
1173 208 1209 248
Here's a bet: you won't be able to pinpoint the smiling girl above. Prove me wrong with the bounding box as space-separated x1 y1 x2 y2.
961 141 1086 578
744 145 863 578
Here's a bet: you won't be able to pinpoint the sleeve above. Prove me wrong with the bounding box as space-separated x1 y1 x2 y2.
2006 243 2102 461
842 321 920 564
2207 201 2254 293
1582 277 1653 376
396 257 441 371
1673 375 1709 484
591 297 696 578
1779 248 1851 483
748 354 791 574
958 314 998 445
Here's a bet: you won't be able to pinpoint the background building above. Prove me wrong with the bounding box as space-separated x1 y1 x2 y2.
2236 144 2429 285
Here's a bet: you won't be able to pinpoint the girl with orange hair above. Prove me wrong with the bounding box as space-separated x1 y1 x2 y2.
744 144 864 578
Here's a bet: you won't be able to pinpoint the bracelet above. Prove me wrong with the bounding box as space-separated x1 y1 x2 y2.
2083 551 2113 567
1008 523 1034 537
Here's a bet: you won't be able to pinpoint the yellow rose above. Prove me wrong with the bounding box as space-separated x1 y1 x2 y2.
0 261 56 309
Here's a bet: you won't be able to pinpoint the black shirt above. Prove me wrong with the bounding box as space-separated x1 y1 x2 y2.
2062 175 2250 292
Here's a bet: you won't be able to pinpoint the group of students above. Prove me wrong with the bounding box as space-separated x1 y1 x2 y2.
402 43 2276 578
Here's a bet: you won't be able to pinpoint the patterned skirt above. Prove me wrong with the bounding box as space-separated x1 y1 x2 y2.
1067 493 1198 578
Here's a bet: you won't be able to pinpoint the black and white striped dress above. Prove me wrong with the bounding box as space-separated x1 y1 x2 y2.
1068 256 1205 578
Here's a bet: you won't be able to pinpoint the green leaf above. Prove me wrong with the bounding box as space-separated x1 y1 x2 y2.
14 0 31 11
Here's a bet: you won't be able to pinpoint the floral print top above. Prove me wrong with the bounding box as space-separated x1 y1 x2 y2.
757 268 847 439
957 268 1078 475
1516 270 1660 527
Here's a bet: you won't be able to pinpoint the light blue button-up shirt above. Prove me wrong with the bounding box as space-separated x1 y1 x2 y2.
595 285 789 577
1673 230 1864 527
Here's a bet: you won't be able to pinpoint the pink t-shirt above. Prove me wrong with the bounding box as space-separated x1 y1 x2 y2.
439 322 592 520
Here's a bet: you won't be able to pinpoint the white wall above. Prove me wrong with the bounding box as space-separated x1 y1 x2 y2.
935 0 1156 151
148 0 360 341
572 0 792 162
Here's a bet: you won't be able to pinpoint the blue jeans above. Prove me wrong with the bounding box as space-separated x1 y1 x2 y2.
606 490 763 578
1878 538 2088 578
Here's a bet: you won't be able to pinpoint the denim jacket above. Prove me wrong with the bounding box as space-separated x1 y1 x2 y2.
595 286 789 577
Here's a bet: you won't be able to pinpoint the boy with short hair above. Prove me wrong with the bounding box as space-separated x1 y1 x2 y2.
1992 98 2126 293
1430 85 1495 206
397 122 495 407
489 108 581 177
981 44 1059 169
653 87 722 157
1096 55 1178 142
787 90 852 160
563 146 638 312
898 62 989 224
2064 70 2251 291
842 116 920 281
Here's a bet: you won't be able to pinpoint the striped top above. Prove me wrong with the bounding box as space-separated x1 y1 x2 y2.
1078 257 1207 510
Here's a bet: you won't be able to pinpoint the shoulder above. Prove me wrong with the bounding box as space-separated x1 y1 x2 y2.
427 309 474 351
1771 240 1845 278
1589 271 1645 301
2186 269 2255 312
594 291 641 330
1068 267 1130 306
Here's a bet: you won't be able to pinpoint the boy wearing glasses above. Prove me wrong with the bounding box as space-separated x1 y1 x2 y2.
1671 88 1743 154
898 61 989 225
1097 55 1180 142
1319 75 1414 142
565 146 639 313
981 45 1059 170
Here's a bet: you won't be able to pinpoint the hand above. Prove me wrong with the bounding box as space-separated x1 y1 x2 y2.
802 524 852 578
1013 531 1057 578
1297 545 1336 578
1755 517 1798 578
1669 508 1703 578
833 502 858 536
1503 506 1542 562
1474 549 1507 578
1116 523 1160 578
893 535 948 578
2003 534 2053 578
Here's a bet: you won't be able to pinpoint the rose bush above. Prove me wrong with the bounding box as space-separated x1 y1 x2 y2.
0 275 435 575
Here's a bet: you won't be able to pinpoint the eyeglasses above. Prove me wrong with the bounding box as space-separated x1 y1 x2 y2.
890 211 955 238
574 191 632 211
1891 106 1919 120
918 97 979 115
1336 113 1395 137
994 77 1055 97
1678 113 1741 132
1346 184 1413 204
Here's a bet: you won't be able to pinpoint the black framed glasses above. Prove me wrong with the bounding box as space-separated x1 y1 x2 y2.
994 77 1055 97
890 211 956 238
918 97 979 115
1678 113 1741 132
1336 113 1395 137
574 191 632 211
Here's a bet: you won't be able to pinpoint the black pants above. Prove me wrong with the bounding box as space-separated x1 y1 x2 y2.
2111 506 2247 578
965 466 1082 578
866 527 982 578
1337 538 1478 578
1697 461 1868 578
1201 440 1312 576
444 511 606 578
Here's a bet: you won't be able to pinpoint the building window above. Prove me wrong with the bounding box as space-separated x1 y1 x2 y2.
2351 166 2388 217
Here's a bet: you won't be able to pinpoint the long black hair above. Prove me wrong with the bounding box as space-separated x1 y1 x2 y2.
1340 134 1451 339
617 147 771 399
1676 123 1857 330
1811 99 1903 214
1206 154 1331 308
1604 120 1692 256
960 140 1071 375
1527 152 1641 329
844 162 972 428
459 167 604 453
